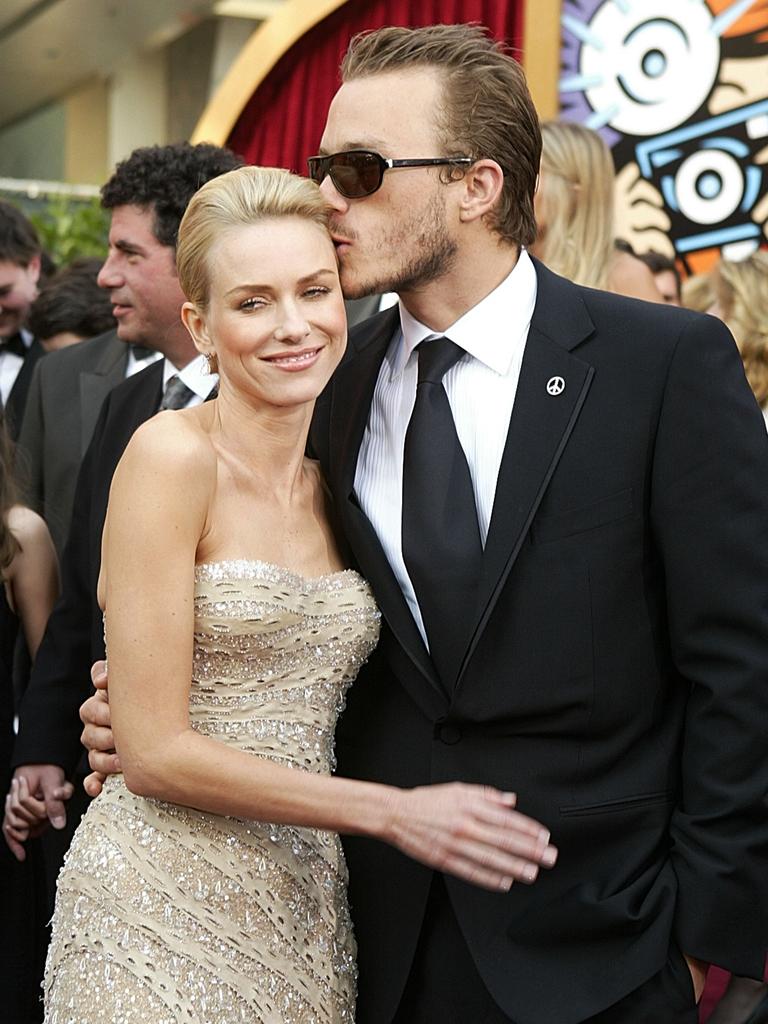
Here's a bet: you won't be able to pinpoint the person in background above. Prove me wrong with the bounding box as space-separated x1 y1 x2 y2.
0 409 59 1023
532 120 662 301
708 252 768 429
637 250 682 305
17 143 240 560
27 257 115 353
0 202 46 438
681 272 716 313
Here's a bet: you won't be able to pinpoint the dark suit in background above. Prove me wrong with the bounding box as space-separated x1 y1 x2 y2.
311 261 768 1024
13 358 164 780
17 329 127 555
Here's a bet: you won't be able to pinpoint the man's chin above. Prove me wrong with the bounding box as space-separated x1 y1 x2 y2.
0 320 21 339
115 323 137 344
340 268 391 301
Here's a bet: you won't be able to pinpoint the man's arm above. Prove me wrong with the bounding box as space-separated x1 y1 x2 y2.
651 313 768 977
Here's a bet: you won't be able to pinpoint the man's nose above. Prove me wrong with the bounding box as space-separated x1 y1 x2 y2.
97 254 121 289
319 174 349 212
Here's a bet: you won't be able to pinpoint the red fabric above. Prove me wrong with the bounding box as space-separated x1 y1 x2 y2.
226 0 524 175
699 967 730 1021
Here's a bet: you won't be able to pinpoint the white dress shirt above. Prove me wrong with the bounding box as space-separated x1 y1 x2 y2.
125 345 162 378
162 353 218 406
354 248 538 645
0 327 33 405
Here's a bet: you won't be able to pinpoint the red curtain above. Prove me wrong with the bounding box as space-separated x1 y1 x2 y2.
226 0 524 175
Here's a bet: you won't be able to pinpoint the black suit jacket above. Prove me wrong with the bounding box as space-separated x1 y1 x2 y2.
17 329 127 555
310 261 768 1024
12 360 164 774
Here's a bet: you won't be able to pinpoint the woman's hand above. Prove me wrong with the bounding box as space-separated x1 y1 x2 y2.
385 783 557 891
2 775 67 861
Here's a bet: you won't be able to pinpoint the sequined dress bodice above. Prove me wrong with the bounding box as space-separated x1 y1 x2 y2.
44 561 380 1024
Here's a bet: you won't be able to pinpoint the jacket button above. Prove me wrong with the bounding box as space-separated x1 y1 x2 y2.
434 721 462 745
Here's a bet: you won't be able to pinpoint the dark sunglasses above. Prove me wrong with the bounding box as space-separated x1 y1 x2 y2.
307 149 472 199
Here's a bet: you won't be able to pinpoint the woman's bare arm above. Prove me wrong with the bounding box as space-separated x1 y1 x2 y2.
5 506 59 659
102 415 557 891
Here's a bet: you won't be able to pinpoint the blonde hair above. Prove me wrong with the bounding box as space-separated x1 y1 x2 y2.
535 121 616 290
177 165 331 311
713 252 768 406
680 272 715 313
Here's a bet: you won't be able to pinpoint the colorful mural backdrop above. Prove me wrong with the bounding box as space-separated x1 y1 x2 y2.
559 0 768 273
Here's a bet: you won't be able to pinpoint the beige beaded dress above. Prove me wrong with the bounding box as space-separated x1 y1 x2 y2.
44 560 380 1024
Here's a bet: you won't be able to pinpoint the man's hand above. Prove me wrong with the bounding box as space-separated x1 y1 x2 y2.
3 768 74 861
80 660 120 797
685 954 708 1003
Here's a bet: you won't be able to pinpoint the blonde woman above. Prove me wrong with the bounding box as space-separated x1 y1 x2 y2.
43 166 556 1024
532 120 662 301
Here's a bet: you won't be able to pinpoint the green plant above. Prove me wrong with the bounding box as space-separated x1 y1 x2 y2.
29 196 109 266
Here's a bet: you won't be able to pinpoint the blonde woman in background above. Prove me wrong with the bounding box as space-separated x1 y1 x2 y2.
681 272 716 313
709 252 768 429
532 120 662 301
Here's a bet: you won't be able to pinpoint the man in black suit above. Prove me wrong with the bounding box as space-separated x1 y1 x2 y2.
0 201 46 438
80 25 767 1023
306 25 768 1024
3 143 239 870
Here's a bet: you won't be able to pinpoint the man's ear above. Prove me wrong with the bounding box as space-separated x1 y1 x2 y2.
458 159 505 224
27 253 41 284
181 301 212 358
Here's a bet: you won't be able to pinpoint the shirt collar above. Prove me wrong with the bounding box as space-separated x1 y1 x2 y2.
162 353 218 399
390 248 537 379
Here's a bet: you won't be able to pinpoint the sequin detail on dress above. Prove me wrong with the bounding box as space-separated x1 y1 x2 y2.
44 561 380 1024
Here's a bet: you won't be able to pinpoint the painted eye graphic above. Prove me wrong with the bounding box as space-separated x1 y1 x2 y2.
562 0 752 136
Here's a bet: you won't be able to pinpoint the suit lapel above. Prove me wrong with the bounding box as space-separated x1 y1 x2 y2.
79 332 128 454
328 309 441 694
458 262 596 686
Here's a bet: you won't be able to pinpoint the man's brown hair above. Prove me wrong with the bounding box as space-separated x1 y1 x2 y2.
341 24 540 248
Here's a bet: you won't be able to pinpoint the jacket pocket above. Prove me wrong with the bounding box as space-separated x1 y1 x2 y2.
533 488 634 543
560 790 673 817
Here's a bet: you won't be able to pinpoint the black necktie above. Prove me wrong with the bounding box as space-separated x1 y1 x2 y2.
161 374 196 410
402 337 482 688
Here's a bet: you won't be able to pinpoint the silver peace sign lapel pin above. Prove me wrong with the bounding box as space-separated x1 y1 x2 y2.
546 376 565 396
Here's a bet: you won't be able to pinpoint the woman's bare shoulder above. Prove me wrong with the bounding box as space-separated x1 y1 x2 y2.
120 408 216 482
5 504 52 547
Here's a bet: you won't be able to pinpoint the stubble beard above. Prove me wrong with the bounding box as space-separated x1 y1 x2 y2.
337 192 457 300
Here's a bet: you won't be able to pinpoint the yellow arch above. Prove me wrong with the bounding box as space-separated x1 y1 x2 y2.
191 0 562 146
